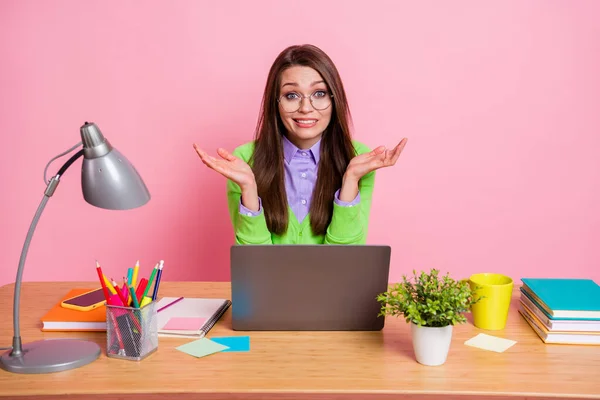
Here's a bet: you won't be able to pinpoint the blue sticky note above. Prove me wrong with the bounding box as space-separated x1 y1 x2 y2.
210 336 250 352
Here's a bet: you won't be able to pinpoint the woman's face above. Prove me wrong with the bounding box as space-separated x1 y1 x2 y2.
278 66 333 150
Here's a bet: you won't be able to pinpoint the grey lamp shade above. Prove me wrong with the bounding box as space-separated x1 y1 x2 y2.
80 122 150 210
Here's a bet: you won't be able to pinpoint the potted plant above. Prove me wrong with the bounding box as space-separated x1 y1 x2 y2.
377 268 478 366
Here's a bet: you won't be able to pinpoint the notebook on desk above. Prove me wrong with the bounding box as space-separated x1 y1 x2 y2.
156 297 231 338
230 244 391 331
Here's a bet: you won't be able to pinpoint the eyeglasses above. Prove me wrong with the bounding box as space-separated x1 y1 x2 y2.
277 90 334 113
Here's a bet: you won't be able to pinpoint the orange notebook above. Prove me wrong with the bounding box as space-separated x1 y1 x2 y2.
40 288 107 332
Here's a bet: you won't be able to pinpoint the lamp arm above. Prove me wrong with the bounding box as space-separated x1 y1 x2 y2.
10 149 84 357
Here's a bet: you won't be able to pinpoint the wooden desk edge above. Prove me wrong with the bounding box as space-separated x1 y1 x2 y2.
0 391 596 400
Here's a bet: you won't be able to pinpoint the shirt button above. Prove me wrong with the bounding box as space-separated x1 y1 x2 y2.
301 152 307 156
301 199 306 205
246 212 253 216
301 173 307 178
299 232 303 236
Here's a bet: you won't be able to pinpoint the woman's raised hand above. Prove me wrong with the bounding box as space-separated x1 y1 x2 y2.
193 144 256 189
344 138 407 182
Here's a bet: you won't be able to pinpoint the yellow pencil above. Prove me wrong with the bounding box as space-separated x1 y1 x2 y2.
103 274 117 295
132 260 140 288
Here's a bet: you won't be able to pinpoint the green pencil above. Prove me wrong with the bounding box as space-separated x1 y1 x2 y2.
142 263 159 299
129 286 140 308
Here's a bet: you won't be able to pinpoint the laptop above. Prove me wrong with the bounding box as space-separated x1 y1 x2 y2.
230 244 391 331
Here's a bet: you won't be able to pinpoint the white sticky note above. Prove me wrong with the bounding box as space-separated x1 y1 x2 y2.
464 333 517 353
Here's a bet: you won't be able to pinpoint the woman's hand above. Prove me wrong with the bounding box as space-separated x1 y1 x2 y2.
193 144 260 211
345 138 407 182
193 144 255 188
338 138 407 202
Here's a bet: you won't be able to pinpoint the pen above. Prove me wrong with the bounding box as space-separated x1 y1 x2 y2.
131 260 140 288
151 260 164 301
95 260 111 302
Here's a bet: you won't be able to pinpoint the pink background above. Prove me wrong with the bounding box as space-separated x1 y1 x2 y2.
1 1 599 287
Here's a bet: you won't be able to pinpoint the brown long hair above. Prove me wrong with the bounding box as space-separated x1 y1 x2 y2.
251 44 356 236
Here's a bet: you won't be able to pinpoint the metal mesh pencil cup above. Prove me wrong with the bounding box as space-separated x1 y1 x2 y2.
106 301 158 361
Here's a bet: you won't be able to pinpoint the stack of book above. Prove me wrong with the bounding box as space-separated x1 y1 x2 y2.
41 288 106 331
518 278 600 345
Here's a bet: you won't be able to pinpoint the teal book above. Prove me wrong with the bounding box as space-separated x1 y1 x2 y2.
521 278 600 319
519 287 600 322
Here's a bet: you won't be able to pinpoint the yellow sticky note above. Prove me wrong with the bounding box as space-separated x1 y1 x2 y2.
464 333 516 353
176 338 229 358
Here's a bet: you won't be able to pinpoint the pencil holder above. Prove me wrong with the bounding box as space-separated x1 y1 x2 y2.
106 301 158 361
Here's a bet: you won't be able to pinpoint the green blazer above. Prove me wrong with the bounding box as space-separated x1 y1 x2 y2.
227 140 375 245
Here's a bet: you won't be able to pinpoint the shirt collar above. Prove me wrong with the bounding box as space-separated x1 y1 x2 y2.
282 135 321 164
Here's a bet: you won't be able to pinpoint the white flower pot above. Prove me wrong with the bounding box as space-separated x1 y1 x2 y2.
411 323 453 366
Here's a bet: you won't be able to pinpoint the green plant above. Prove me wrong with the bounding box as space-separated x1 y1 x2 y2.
377 269 480 327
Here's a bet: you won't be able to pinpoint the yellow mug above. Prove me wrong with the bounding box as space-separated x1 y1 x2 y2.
469 273 513 330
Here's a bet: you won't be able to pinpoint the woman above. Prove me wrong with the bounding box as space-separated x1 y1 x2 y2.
194 44 407 244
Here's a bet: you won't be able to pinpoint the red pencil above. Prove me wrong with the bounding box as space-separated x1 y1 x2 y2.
112 278 128 306
95 260 111 302
135 278 148 304
109 311 125 354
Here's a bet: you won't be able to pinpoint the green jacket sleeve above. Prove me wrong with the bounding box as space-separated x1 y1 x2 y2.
324 141 375 245
324 169 375 245
226 146 273 245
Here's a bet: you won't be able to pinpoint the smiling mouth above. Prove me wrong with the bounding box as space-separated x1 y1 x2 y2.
293 119 318 127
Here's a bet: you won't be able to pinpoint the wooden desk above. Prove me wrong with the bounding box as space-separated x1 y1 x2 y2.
0 282 598 400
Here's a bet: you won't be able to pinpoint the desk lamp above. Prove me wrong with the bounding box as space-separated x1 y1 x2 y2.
0 122 151 374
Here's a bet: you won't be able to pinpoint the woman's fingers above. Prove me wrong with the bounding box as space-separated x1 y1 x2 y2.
194 144 214 163
193 144 252 185
383 148 394 165
389 149 401 165
362 138 408 170
195 145 239 168
193 143 206 159
194 144 224 172
370 146 386 156
201 152 218 166
390 138 407 164
204 157 232 178
377 139 407 166
365 139 407 167
195 144 231 167
217 147 237 162
210 162 228 175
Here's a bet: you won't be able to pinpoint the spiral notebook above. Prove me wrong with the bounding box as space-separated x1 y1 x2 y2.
156 297 231 338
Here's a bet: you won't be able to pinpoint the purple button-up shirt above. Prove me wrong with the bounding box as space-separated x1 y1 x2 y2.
240 136 360 223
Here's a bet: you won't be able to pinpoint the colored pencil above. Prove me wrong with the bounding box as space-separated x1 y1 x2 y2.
151 260 164 301
157 296 183 313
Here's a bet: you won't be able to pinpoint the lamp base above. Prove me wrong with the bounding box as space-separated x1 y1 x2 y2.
0 338 101 374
